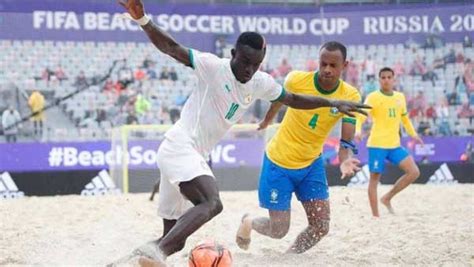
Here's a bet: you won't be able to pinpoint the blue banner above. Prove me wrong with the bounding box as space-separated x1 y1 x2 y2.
0 1 472 51
0 137 472 172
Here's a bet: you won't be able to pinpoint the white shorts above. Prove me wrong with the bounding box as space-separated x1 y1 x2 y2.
156 138 214 220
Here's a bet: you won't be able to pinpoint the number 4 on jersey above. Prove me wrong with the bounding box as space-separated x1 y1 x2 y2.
308 114 319 129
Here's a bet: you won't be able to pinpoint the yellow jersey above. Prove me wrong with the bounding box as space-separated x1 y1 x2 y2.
356 90 417 148
266 71 361 169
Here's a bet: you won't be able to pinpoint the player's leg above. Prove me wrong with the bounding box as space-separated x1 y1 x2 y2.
158 174 222 256
236 154 293 250
250 210 291 238
287 157 330 253
368 172 382 217
287 199 329 254
149 179 160 201
381 147 420 213
368 148 386 217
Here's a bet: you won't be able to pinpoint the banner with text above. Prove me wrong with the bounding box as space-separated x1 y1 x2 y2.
0 136 471 172
0 2 471 51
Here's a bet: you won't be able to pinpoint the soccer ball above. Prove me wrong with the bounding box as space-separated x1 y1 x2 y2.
188 240 233 267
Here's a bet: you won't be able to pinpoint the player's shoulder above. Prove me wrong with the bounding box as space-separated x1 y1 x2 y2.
393 90 406 98
286 70 312 83
284 70 313 91
251 70 277 87
340 79 362 100
190 49 225 68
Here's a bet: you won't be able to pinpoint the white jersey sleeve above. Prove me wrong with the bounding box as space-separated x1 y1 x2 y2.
189 49 222 81
255 72 286 102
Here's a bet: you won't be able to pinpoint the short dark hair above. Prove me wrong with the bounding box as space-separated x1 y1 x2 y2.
379 67 395 77
236 32 266 50
320 41 347 61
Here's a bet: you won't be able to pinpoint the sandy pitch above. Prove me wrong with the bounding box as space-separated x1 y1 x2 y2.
1 184 473 266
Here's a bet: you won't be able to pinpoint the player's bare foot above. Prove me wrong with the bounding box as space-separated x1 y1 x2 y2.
236 213 252 250
380 195 395 214
139 256 167 267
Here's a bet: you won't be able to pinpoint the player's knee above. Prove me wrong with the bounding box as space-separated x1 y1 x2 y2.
408 166 420 180
270 221 290 239
208 197 223 217
175 241 186 252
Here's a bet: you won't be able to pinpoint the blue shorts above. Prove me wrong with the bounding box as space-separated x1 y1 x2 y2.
368 147 410 173
258 154 329 211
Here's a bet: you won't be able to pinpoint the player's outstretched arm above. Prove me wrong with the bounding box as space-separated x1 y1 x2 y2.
279 92 371 117
339 122 361 179
258 102 283 130
119 0 191 67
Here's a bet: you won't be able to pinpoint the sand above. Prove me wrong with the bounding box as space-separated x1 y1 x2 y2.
1 184 473 266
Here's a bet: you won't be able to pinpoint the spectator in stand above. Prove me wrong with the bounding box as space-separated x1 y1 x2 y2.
458 101 473 124
432 56 446 70
425 103 437 124
1 105 22 143
96 108 107 127
422 66 438 86
417 116 433 136
444 49 456 64
446 89 460 106
134 67 146 87
463 35 473 48
345 57 359 87
215 36 227 58
454 68 467 94
174 90 187 107
393 60 405 77
463 59 474 93
362 55 377 81
41 67 54 85
54 65 67 84
142 54 156 69
169 67 178 81
273 58 292 79
363 77 377 97
28 90 45 137
159 66 171 80
118 59 134 89
305 59 318 72
135 92 151 123
414 90 427 113
410 56 427 76
126 110 139 125
436 97 452 136
74 71 87 87
460 141 473 163
456 52 465 64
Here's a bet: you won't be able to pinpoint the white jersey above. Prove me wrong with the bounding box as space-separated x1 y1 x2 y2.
165 49 284 157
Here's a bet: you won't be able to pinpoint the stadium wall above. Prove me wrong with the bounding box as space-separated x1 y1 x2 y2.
3 163 473 196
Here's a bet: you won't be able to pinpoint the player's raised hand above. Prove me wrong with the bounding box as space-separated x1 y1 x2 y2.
413 136 424 145
333 100 371 117
118 0 145 20
257 120 271 131
340 158 361 179
354 132 363 143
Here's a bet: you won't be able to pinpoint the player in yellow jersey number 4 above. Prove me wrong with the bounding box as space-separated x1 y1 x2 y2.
237 42 369 254
355 67 423 217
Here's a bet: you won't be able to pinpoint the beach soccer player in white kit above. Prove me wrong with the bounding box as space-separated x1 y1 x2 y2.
116 0 370 266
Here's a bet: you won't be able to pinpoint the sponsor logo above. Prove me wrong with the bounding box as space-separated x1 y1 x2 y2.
0 172 25 199
81 170 121 196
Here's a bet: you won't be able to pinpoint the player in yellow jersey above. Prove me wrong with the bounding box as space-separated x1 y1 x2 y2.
355 67 423 217
236 42 368 254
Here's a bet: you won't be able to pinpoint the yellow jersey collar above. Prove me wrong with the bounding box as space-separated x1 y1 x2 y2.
313 72 340 95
